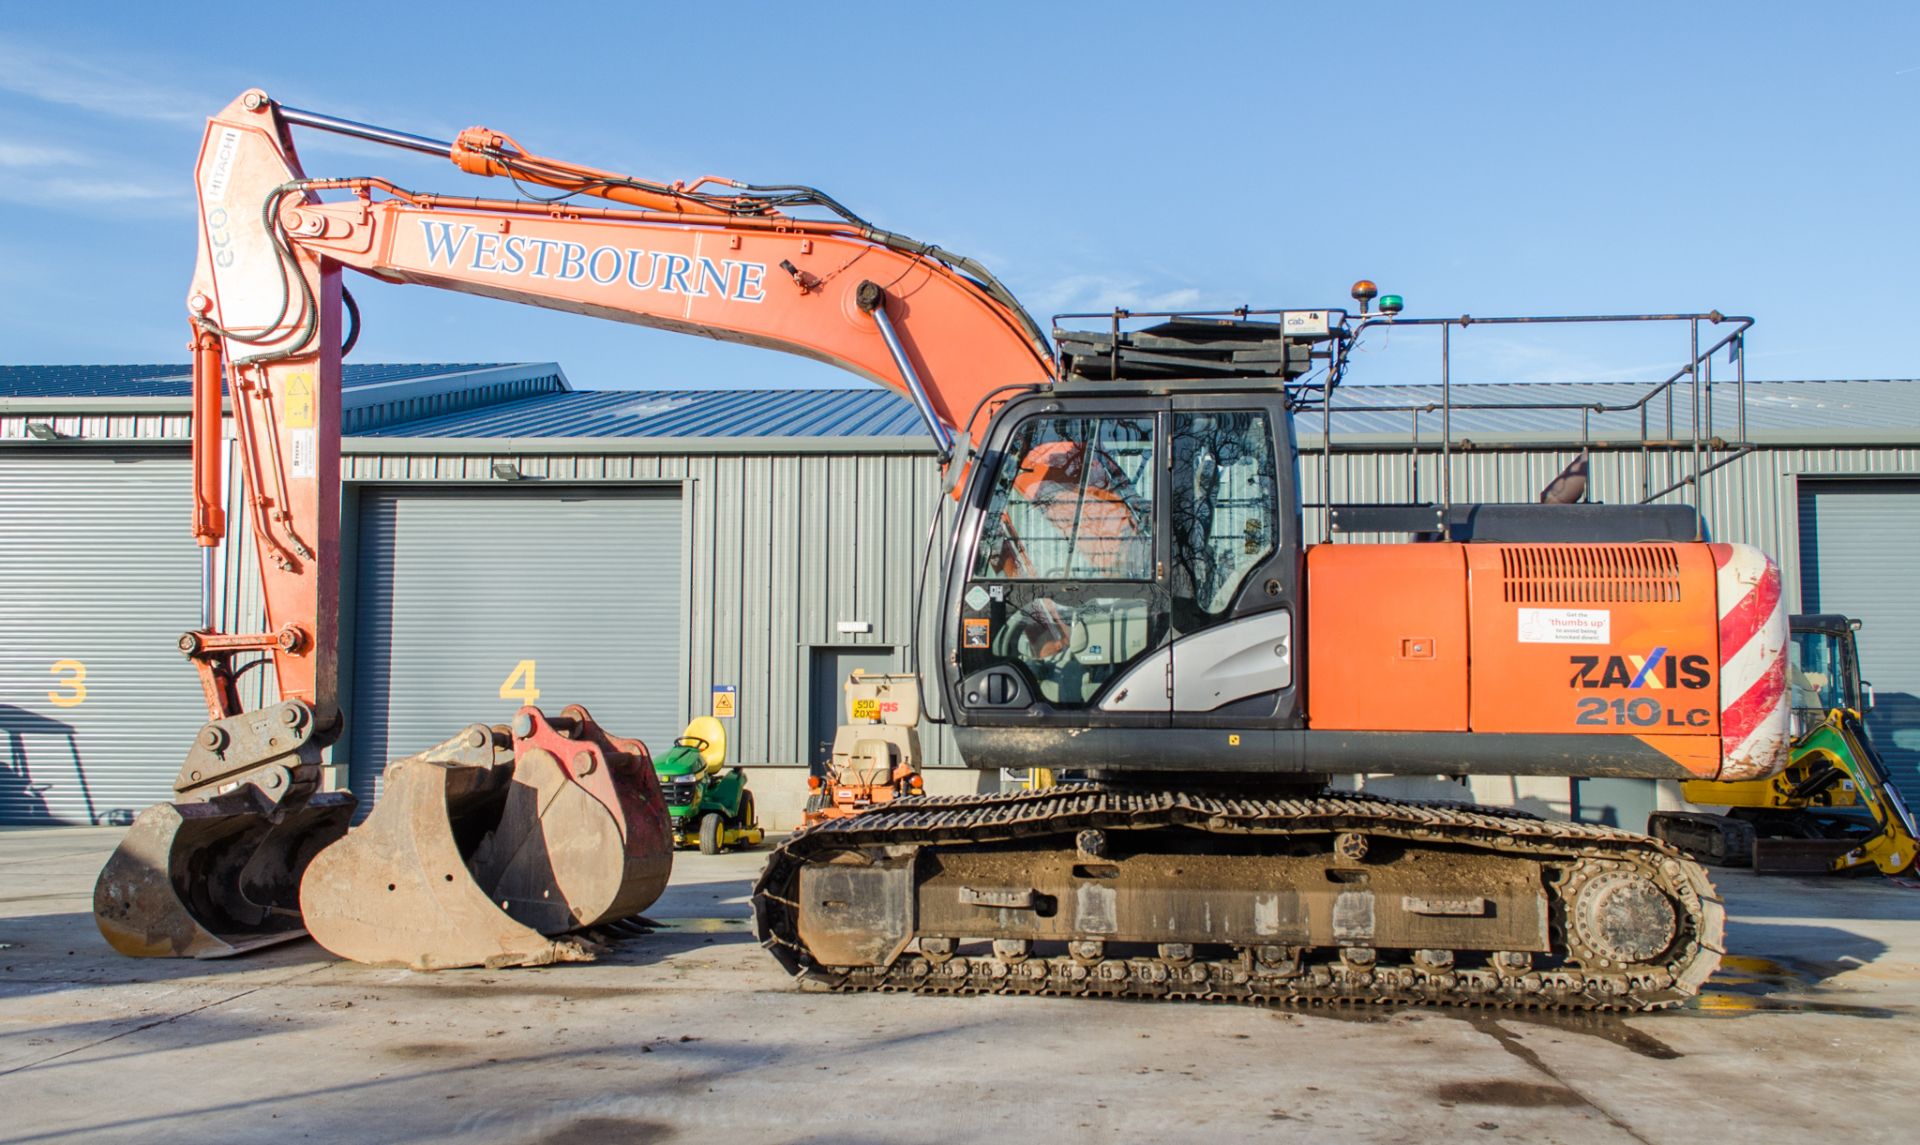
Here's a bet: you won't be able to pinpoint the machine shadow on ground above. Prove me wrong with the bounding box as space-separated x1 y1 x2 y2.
0 1009 998 1145
0 875 764 997
0 910 324 985
1726 877 1920 920
1720 919 1888 972
0 1007 309 1078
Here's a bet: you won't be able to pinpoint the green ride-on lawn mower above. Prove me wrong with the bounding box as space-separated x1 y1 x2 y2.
654 717 764 853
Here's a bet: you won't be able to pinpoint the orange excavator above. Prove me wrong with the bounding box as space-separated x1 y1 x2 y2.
96 91 1790 1008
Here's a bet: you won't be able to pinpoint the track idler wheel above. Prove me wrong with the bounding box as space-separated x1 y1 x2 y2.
299 706 672 970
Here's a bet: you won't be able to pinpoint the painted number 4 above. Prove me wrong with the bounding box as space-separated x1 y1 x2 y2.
499 659 541 705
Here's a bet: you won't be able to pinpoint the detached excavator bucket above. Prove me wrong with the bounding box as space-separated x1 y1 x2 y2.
300 705 672 970
94 790 356 958
93 702 355 958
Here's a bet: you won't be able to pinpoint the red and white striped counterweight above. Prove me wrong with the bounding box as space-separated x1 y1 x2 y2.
1711 543 1791 780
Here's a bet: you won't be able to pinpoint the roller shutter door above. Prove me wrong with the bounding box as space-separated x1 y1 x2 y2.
0 451 205 825
349 486 683 803
1798 478 1920 799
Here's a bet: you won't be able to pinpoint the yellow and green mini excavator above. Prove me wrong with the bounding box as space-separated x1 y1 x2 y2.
1651 614 1918 876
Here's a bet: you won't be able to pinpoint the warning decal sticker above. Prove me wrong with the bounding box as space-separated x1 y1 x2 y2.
1517 608 1610 645
284 372 315 429
289 428 317 479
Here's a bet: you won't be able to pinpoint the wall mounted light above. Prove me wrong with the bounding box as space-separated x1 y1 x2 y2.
25 422 67 441
491 462 524 481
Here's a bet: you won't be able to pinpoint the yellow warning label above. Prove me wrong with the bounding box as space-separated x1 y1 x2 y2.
711 685 737 719
284 372 315 429
850 698 880 721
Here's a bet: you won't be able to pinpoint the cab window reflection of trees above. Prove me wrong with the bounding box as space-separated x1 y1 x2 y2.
1171 411 1275 624
975 416 1154 581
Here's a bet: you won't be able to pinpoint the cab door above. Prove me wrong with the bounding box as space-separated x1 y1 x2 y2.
949 397 1172 728
1163 394 1300 727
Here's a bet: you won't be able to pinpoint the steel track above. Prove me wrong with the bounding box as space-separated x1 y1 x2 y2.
752 784 1725 1011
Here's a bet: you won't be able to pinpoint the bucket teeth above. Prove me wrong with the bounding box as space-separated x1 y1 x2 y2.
299 707 672 971
93 790 354 959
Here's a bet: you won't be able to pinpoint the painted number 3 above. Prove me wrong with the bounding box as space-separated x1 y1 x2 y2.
499 659 540 705
48 659 87 707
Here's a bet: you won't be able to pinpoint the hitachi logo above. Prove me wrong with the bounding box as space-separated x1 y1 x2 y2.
202 128 243 204
418 220 767 303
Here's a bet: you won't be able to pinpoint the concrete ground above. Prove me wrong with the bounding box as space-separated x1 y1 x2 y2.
1 827 1915 1145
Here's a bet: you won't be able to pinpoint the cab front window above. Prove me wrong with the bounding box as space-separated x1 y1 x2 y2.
974 415 1154 581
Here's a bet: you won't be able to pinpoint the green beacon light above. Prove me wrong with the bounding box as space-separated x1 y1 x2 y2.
1379 294 1404 316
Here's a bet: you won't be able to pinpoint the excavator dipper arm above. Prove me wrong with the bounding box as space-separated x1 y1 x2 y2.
98 89 1053 967
93 98 356 957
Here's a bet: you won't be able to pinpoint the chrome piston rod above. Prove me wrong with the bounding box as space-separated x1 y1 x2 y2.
858 281 955 464
276 103 454 157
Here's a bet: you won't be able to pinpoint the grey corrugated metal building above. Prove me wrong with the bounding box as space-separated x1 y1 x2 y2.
4 368 1917 829
0 364 567 825
2 365 957 828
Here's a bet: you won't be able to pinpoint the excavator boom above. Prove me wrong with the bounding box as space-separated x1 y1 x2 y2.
222 95 1052 448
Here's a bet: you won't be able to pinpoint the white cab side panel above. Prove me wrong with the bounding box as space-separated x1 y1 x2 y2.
1098 648 1169 712
1172 610 1293 712
1096 610 1293 714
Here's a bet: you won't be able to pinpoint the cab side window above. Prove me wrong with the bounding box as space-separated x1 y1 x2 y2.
1170 410 1275 623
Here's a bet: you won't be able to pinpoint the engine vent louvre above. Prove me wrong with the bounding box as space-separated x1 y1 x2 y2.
1499 544 1683 604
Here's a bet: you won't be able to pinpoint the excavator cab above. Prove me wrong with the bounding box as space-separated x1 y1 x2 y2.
944 321 1311 765
1787 614 1867 725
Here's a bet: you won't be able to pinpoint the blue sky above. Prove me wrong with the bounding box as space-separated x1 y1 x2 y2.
0 3 1915 394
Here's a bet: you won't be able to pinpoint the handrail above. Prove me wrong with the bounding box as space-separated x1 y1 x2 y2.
1047 306 1756 542
1321 312 1753 540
